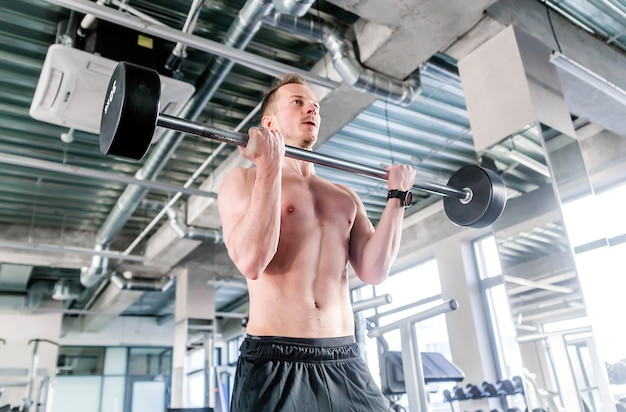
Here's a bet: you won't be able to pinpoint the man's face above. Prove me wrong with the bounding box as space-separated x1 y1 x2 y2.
263 83 321 149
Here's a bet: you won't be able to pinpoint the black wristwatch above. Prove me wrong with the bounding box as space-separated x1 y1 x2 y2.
387 189 412 208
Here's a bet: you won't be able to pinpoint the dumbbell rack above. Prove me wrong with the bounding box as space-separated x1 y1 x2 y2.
443 377 527 411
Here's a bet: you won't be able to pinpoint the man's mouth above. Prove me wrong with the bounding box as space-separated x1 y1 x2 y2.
303 120 317 127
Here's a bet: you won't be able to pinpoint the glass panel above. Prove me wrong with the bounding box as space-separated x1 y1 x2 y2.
101 376 126 412
56 347 105 376
130 380 165 412
128 347 172 375
185 370 205 407
51 376 102 412
227 337 242 366
104 347 127 375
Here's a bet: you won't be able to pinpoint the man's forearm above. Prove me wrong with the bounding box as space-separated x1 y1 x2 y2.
228 171 282 279
358 203 405 284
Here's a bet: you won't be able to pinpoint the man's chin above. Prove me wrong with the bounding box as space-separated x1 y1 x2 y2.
302 138 316 150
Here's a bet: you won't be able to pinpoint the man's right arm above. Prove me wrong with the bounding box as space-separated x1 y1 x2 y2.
217 127 284 279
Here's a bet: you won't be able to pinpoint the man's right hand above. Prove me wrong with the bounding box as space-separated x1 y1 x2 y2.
240 126 285 173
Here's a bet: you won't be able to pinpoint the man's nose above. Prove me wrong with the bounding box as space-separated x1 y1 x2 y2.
306 103 318 114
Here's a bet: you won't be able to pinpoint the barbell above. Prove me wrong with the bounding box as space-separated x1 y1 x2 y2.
99 61 507 228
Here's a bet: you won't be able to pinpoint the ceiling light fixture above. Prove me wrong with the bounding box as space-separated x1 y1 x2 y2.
489 146 551 177
550 51 626 106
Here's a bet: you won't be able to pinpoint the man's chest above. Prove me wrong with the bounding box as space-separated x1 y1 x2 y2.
280 176 356 228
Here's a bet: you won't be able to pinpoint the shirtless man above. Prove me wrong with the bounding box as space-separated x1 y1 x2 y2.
217 73 416 412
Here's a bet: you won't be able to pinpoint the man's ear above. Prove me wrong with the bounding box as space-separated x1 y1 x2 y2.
261 115 274 129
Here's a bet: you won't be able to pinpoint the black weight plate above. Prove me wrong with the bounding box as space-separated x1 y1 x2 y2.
443 166 506 228
99 61 160 160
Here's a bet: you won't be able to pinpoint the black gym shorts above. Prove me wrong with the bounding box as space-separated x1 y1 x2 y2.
230 335 390 412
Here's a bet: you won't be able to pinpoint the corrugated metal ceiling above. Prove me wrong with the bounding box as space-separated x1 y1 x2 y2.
1 0 625 318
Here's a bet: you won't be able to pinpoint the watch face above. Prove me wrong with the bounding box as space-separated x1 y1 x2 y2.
404 191 412 207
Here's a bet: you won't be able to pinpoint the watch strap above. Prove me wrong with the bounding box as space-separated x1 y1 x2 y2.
387 189 411 207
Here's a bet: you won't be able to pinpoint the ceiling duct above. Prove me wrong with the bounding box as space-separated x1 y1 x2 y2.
111 273 173 292
52 280 82 301
138 199 224 242
262 12 420 106
272 0 315 17
550 51 626 138
0 264 33 293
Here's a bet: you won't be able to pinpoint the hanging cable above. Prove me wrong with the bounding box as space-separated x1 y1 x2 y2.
544 0 563 53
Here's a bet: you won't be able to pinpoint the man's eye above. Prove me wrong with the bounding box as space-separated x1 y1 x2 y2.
294 99 302 105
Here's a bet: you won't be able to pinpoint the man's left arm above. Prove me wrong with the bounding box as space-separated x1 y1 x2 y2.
348 164 416 284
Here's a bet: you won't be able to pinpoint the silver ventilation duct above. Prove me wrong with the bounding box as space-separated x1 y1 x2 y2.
165 207 223 243
139 199 224 243
272 0 315 17
111 273 174 292
80 245 109 287
262 12 421 106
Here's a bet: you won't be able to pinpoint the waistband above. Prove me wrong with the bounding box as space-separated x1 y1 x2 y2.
240 334 359 362
246 334 355 346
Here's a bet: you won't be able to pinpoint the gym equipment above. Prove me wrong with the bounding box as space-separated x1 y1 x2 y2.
466 383 486 399
497 379 518 395
100 61 507 229
378 351 464 395
368 299 459 412
482 381 498 397
511 375 524 394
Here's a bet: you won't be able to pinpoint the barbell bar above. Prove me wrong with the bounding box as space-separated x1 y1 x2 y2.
99 61 507 228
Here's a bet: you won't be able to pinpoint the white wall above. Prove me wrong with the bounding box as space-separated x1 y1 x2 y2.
0 311 63 409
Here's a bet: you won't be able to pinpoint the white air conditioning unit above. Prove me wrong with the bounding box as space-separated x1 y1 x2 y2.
30 44 195 142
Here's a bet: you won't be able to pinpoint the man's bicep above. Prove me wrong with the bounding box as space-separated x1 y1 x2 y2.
217 168 250 243
348 193 374 272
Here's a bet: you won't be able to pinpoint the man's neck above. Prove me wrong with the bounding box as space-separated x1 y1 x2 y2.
283 157 315 177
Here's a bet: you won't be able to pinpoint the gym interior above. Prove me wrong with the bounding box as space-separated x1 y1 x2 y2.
1 0 626 411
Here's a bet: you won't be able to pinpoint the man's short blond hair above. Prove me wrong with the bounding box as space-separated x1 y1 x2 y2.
260 73 309 117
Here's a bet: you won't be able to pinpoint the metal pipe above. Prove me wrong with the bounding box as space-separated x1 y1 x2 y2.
262 12 420 106
111 273 173 292
157 113 469 200
351 294 392 313
367 299 458 338
165 0 205 72
162 205 223 243
517 327 592 343
366 294 441 322
272 0 315 17
0 152 216 198
0 239 146 262
23 339 39 410
44 0 339 89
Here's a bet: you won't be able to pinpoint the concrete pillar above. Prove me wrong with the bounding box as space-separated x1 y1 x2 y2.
170 267 215 408
435 236 498 410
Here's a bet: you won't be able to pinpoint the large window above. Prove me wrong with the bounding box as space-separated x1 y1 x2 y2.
561 182 626 365
354 257 454 410
561 181 626 407
473 235 524 379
